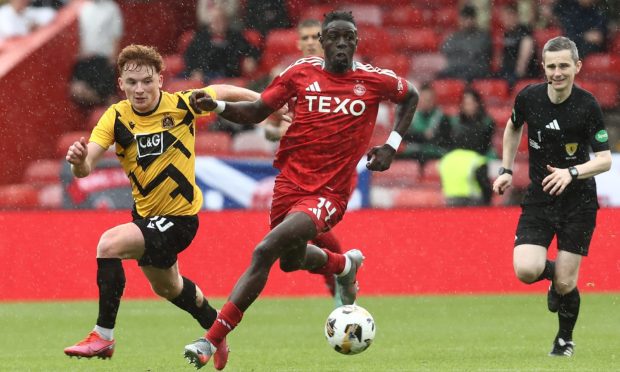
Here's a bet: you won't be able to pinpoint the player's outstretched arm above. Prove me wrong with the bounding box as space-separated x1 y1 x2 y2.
190 89 277 125
366 81 419 171
65 137 107 178
492 118 523 195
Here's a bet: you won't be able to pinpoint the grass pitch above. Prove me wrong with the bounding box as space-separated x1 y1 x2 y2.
1 294 619 371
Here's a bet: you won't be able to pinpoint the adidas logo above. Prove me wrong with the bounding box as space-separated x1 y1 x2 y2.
305 81 321 92
546 119 560 130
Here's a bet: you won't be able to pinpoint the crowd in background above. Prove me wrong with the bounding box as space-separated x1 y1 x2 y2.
0 0 619 209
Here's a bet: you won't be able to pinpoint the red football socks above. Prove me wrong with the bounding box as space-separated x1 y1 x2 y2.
206 301 243 347
310 248 346 276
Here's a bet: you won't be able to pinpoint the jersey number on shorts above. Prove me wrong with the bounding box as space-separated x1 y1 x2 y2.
147 216 174 232
309 197 337 222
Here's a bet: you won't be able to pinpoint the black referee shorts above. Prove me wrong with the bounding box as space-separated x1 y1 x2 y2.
514 199 597 256
132 214 199 269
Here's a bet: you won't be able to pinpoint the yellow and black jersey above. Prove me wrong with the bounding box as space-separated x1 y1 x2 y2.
90 87 216 217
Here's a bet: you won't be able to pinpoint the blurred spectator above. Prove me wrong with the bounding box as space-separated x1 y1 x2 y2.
554 0 608 57
31 0 65 8
197 0 241 31
184 5 259 83
439 88 495 207
243 0 291 37
69 0 123 109
396 83 453 170
0 0 56 41
534 0 561 29
498 3 539 87
437 4 492 82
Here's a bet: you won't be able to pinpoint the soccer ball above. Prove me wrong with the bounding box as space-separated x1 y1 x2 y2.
324 304 375 355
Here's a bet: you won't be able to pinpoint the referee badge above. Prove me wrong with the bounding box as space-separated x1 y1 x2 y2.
162 114 174 129
565 143 578 156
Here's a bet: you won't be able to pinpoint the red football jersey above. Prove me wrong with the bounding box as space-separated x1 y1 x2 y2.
261 56 408 195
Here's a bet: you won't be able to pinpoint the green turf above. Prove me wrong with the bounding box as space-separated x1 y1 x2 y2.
1 294 619 371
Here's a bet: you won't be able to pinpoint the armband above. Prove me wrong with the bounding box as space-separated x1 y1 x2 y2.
385 131 402 151
214 100 226 114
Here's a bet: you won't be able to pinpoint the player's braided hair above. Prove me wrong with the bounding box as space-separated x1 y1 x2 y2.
322 10 356 29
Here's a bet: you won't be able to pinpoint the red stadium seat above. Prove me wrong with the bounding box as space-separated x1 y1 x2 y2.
410 53 447 83
56 131 92 158
581 53 620 82
371 53 411 78
383 7 424 28
0 184 40 209
471 78 510 106
164 78 204 93
243 28 263 49
162 54 185 81
371 160 422 188
86 106 108 129
432 7 458 31
533 27 563 55
356 26 393 59
347 4 383 27
432 79 466 106
587 81 619 109
263 28 299 57
393 187 445 208
195 131 232 156
299 5 335 23
176 29 195 55
389 27 439 54
22 159 62 185
487 105 512 129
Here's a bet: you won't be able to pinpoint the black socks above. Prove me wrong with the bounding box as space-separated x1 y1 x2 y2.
96 258 126 329
557 287 580 341
169 276 218 330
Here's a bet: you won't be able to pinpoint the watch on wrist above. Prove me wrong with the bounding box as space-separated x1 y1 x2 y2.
568 166 579 180
498 167 513 176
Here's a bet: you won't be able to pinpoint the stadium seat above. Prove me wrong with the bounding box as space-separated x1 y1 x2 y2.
243 28 263 49
56 131 92 158
581 53 620 82
263 29 299 57
0 184 40 209
22 159 62 185
389 27 439 54
371 160 422 188
347 4 383 27
299 5 335 22
177 29 195 55
410 53 447 83
382 7 424 28
432 79 466 106
195 131 232 156
487 105 512 129
209 77 250 88
420 159 441 184
392 186 445 208
356 26 393 59
38 183 63 209
164 78 204 93
432 7 458 31
471 78 510 106
588 81 619 110
371 53 411 78
533 27 563 55
86 106 108 129
162 54 185 81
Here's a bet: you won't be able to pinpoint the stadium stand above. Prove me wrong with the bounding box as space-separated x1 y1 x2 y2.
195 131 233 156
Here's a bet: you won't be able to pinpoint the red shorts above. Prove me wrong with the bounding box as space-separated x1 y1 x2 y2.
270 175 348 233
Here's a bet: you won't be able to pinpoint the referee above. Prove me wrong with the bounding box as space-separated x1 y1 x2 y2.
493 36 612 357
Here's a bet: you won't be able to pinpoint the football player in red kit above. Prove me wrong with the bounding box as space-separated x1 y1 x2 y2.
183 11 419 369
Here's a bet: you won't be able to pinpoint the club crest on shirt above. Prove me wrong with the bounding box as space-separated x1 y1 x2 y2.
162 114 174 129
353 84 366 96
565 143 578 156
